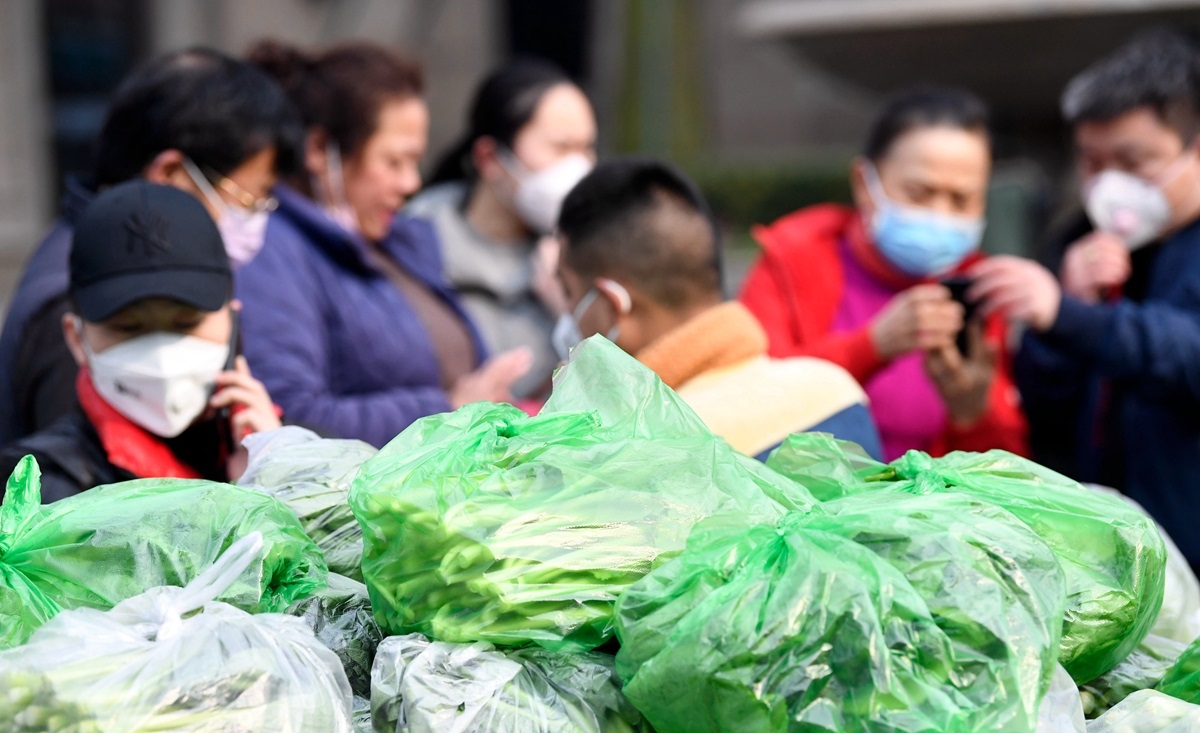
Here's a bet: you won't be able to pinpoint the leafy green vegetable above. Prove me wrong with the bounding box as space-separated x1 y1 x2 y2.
239 427 377 581
288 573 382 697
766 435 1168 683
351 338 809 652
370 634 644 733
0 456 327 648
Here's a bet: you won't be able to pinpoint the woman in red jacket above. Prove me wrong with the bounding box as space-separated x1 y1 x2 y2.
739 86 1027 460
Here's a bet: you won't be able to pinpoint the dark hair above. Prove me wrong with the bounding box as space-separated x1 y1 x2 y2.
429 58 576 184
1062 29 1200 141
558 158 722 308
247 39 424 163
94 47 303 187
863 85 992 161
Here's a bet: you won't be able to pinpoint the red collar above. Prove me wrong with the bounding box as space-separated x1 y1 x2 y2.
76 368 204 480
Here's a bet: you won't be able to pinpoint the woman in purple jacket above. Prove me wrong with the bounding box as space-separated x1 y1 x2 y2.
240 40 531 447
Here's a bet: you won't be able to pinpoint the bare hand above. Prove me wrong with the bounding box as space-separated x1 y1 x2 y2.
209 356 282 435
870 284 963 360
968 256 1062 332
450 348 534 408
924 321 997 426
1060 231 1131 302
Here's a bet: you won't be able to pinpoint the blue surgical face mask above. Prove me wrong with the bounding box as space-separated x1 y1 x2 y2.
551 279 631 362
864 164 985 278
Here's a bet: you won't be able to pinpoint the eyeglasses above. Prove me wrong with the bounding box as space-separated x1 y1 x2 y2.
201 166 278 214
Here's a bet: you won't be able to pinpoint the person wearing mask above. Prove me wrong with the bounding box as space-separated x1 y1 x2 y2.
0 183 282 502
738 86 1026 460
973 31 1200 569
555 158 881 460
242 41 530 448
408 59 597 400
0 47 299 449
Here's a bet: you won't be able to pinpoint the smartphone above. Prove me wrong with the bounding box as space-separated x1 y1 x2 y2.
216 310 242 454
941 276 977 356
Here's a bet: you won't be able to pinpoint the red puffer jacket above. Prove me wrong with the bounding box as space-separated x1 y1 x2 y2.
738 204 1028 457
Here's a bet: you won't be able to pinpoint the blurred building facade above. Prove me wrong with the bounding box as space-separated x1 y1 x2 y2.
3 0 1200 307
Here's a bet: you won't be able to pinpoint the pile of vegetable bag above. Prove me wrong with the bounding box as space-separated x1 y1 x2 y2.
613 496 1069 733
239 426 377 581
350 337 814 651
0 533 353 732
0 456 327 648
765 434 1167 683
370 633 644 733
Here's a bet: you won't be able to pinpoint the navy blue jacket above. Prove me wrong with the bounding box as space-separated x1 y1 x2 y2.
236 186 485 448
0 180 93 448
1015 216 1200 566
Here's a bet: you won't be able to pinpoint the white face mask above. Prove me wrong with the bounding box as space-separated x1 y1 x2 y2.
1084 170 1173 251
183 159 271 268
551 279 631 362
81 325 230 438
500 150 594 235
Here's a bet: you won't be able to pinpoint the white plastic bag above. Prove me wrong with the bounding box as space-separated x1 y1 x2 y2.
1087 689 1200 732
239 426 377 580
0 533 353 732
1037 664 1086 732
370 633 643 733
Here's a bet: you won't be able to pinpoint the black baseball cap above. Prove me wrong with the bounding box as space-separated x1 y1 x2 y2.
70 180 232 322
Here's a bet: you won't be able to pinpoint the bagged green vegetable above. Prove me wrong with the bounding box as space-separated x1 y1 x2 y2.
0 457 327 649
288 573 382 697
615 506 1066 733
239 426 377 581
766 435 1167 683
370 633 644 733
351 337 809 651
1157 635 1200 705
1088 689 1200 732
0 533 352 732
1080 634 1188 717
795 492 1069 731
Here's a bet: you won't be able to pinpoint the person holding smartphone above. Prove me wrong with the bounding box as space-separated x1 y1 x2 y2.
0 182 281 502
739 86 1027 460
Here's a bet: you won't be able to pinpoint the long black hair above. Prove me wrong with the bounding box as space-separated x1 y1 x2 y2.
428 58 575 185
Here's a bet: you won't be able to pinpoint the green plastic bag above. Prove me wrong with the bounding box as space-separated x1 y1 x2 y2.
766 435 1167 683
350 338 809 652
614 503 1067 733
370 634 645 733
288 573 382 698
239 426 377 581
0 456 327 648
1157 635 1200 705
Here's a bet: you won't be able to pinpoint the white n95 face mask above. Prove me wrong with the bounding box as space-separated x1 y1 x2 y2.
1084 169 1173 251
501 151 594 235
83 329 230 438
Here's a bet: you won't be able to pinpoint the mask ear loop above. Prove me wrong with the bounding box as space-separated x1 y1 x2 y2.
324 140 350 211
182 158 228 216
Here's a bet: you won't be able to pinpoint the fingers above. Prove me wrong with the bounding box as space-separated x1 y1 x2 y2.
209 385 266 411
484 348 534 384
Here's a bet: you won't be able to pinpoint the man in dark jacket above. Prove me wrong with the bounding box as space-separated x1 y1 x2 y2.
0 47 298 449
968 31 1200 569
0 183 283 503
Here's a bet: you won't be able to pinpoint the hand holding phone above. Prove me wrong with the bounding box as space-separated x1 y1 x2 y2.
941 276 978 356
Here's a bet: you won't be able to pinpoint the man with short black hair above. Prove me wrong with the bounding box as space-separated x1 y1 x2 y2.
970 30 1200 567
554 158 881 459
0 47 299 449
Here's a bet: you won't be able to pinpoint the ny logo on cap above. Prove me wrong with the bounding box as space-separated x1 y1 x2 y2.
124 210 172 257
